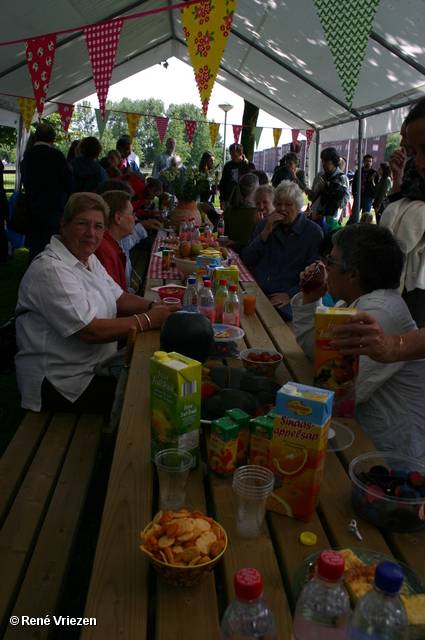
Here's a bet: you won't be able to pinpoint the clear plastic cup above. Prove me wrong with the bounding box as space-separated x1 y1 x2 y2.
233 465 275 538
162 297 181 305
154 449 193 511
243 292 257 315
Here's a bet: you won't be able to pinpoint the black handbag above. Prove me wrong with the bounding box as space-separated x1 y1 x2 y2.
7 187 30 236
0 317 17 374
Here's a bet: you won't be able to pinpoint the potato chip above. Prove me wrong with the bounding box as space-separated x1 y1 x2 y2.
196 519 211 532
164 546 174 564
153 511 162 525
182 547 200 564
158 534 175 549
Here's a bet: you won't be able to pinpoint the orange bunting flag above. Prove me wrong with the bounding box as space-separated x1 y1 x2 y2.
84 20 123 121
17 97 36 132
126 113 142 141
232 124 242 145
209 122 219 148
181 0 237 116
273 128 282 149
306 129 315 150
155 116 169 144
292 129 300 151
57 103 74 132
25 36 57 118
185 120 197 145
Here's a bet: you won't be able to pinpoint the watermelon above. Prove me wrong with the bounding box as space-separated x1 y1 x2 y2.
159 311 214 364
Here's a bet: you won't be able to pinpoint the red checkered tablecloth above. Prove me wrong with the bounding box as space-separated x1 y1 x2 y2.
146 237 255 282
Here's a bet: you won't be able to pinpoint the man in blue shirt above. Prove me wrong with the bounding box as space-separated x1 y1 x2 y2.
241 181 323 320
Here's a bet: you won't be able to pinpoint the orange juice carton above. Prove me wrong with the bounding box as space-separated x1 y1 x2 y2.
209 416 239 478
225 408 251 466
196 254 221 291
249 416 274 467
314 307 359 418
268 382 334 522
150 351 201 469
211 265 239 294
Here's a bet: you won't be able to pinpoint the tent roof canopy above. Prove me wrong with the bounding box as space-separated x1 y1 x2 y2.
1 0 425 141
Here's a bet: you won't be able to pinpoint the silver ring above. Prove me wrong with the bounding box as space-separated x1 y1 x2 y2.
359 336 364 348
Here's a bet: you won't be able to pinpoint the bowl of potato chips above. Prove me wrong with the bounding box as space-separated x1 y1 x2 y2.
139 508 227 587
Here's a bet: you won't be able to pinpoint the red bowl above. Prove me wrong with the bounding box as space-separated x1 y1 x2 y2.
158 285 186 302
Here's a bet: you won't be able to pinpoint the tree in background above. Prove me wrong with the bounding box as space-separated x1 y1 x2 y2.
385 132 402 162
240 100 259 163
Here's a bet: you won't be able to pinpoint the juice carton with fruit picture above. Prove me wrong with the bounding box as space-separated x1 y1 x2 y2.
196 255 221 291
211 265 239 294
209 417 239 478
268 382 334 523
249 416 274 467
314 307 359 418
225 408 251 466
150 351 201 469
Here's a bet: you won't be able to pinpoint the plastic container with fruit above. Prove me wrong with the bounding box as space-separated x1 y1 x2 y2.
240 348 283 377
210 324 245 359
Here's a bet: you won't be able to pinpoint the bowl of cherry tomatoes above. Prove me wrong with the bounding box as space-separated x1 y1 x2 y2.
240 348 283 377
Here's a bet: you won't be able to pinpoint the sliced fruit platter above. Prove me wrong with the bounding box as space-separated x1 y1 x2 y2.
201 365 280 422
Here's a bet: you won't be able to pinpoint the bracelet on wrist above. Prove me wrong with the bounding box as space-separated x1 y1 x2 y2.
133 314 143 333
148 300 156 311
142 312 152 329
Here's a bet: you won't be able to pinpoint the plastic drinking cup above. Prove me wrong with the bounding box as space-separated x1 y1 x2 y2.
163 297 181 305
233 465 275 538
154 449 193 511
243 292 257 316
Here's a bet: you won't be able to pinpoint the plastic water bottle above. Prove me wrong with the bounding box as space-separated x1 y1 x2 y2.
222 284 240 327
192 224 201 244
349 562 408 640
292 549 350 640
215 278 229 323
217 215 225 237
220 568 278 639
198 280 215 323
183 277 198 313
179 218 188 242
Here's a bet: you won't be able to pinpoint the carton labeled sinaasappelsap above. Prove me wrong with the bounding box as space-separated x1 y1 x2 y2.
314 306 359 418
150 351 201 469
267 382 334 523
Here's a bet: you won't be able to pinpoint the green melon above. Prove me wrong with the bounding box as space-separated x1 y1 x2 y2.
159 311 214 364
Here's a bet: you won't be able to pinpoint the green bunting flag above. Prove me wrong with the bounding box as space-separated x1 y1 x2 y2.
95 109 111 138
314 0 380 110
253 127 263 149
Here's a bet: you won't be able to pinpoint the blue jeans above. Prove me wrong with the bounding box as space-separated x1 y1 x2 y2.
349 196 374 224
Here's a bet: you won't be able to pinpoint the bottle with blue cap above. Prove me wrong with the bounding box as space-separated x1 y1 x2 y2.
349 561 408 640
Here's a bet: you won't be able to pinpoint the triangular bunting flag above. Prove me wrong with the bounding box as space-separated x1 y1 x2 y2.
126 113 142 141
95 109 111 138
185 120 197 145
291 129 300 151
306 129 315 150
84 20 123 121
232 125 242 145
314 0 380 109
155 117 169 144
17 97 36 132
181 0 237 116
273 128 282 149
25 36 57 118
209 122 219 148
253 127 263 149
57 103 74 133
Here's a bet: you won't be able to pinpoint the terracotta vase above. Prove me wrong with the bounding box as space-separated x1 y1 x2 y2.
170 200 202 231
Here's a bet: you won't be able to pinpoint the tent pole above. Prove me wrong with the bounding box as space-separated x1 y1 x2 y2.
15 116 28 191
353 118 364 224
315 130 320 183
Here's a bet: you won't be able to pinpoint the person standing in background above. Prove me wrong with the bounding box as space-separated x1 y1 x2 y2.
152 137 176 178
349 154 378 224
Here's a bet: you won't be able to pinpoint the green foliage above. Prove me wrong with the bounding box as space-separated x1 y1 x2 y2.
240 101 259 162
0 125 17 146
385 132 402 161
160 165 216 201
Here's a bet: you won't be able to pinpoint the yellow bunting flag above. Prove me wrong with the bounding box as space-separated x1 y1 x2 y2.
17 97 36 132
273 128 282 149
181 0 237 116
126 113 142 141
209 122 219 148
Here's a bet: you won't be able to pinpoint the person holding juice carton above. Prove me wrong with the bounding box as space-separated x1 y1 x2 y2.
291 224 425 462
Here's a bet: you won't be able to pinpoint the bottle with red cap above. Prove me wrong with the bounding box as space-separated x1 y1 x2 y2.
220 567 278 639
292 550 350 640
222 284 240 327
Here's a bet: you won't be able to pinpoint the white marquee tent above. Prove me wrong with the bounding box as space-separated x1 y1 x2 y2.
1 0 425 175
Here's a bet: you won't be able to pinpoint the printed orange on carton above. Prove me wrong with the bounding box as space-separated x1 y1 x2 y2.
267 382 334 523
209 417 239 478
314 306 359 418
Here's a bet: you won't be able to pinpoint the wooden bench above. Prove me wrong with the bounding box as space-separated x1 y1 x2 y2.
0 409 102 640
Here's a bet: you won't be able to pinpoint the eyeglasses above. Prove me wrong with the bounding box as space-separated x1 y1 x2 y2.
326 253 344 267
70 220 105 233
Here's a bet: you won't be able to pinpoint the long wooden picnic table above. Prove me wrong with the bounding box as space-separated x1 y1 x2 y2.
80 257 425 640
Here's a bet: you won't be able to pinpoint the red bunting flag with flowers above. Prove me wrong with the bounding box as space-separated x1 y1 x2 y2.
209 122 219 148
185 120 197 145
17 97 36 132
292 129 300 151
232 125 242 145
25 36 57 118
84 20 123 122
306 129 315 150
181 0 237 116
273 128 282 149
57 103 74 132
126 113 142 141
155 117 169 144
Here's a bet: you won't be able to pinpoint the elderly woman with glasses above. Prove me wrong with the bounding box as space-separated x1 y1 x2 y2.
15 192 179 415
291 223 425 462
